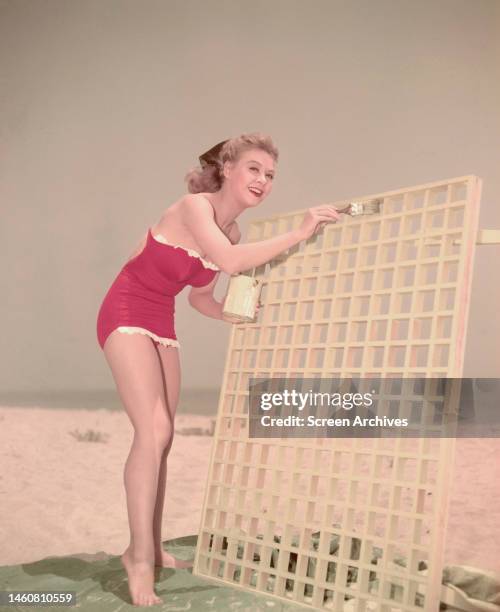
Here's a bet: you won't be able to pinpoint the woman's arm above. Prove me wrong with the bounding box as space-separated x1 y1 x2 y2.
189 294 225 320
188 271 224 319
181 194 340 275
188 221 241 319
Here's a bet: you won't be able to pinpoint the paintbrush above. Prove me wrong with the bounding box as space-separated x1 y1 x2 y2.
337 198 382 216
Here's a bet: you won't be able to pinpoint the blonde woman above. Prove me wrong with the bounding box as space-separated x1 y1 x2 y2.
96 132 340 606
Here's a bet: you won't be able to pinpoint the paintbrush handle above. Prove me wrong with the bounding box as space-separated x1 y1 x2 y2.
337 204 353 215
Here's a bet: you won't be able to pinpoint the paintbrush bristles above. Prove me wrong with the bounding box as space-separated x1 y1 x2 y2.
333 199 382 216
349 199 382 216
349 202 365 216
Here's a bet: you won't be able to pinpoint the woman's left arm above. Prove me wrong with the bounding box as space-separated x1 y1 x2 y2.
188 273 225 320
187 222 242 320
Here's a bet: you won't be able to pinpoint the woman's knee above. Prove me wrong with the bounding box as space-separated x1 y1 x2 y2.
132 420 171 454
156 427 173 453
153 408 175 452
164 428 175 455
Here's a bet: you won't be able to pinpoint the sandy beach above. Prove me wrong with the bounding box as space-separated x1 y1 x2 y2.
0 406 498 575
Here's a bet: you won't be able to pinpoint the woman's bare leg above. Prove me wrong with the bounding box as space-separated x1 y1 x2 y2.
103 330 172 606
152 344 193 568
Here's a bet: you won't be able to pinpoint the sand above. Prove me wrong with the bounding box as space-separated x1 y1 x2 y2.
0 406 498 575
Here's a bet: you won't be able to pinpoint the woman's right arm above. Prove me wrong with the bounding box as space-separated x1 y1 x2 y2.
181 194 340 275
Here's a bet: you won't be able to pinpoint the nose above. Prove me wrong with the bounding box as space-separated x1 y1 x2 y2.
256 171 268 185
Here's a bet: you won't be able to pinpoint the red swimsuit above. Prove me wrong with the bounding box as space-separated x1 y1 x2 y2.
96 228 220 350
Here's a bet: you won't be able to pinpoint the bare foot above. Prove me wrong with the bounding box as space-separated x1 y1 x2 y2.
154 548 193 569
121 547 163 606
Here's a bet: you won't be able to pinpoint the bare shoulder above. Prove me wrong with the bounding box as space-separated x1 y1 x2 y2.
179 192 215 219
179 193 239 242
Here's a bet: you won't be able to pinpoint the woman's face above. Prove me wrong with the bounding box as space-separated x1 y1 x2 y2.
223 148 276 206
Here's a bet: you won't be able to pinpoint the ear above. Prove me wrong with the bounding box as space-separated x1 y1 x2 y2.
222 160 234 179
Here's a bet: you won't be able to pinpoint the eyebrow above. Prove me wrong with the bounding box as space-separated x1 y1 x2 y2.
247 160 275 173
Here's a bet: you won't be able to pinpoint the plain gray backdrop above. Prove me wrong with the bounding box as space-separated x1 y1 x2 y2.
1 0 499 396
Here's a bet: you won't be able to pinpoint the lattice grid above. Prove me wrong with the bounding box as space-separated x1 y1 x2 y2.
194 175 482 611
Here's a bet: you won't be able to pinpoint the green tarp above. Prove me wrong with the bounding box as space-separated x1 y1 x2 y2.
0 534 498 611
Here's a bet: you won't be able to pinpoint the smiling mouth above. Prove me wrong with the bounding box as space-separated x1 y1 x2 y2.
248 187 263 197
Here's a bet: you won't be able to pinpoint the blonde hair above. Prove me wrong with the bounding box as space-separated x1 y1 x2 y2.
184 132 279 194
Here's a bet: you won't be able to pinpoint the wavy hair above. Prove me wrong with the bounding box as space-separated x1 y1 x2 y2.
184 132 279 194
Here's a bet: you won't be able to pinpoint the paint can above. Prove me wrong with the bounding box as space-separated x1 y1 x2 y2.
222 274 262 323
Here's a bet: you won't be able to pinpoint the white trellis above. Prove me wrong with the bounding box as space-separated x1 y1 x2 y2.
194 175 482 611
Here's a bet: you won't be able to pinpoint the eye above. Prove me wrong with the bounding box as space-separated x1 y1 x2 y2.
266 174 274 180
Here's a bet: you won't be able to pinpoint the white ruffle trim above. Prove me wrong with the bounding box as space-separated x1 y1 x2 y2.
116 326 180 348
152 233 220 271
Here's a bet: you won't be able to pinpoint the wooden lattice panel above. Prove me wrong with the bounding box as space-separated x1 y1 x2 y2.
194 175 482 611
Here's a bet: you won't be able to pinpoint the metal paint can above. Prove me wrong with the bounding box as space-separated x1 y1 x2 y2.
222 274 262 323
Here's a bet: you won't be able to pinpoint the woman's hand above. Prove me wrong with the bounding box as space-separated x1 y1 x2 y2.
223 300 263 324
297 205 341 241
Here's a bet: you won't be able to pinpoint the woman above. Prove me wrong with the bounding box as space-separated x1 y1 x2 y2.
96 132 340 606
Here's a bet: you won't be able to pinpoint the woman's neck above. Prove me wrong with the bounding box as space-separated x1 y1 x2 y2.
205 187 245 231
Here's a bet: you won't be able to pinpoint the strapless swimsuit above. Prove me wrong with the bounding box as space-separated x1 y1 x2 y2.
96 228 220 350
